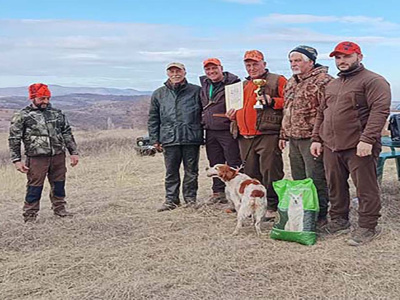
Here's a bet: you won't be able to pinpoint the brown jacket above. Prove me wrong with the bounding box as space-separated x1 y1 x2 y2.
200 72 240 131
281 65 333 139
312 64 391 151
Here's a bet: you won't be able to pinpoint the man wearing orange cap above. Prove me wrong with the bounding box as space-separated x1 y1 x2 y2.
311 41 391 245
9 83 79 222
148 62 203 212
200 58 242 205
227 50 287 219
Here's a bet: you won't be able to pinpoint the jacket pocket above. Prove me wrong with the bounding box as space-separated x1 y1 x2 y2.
183 124 203 144
256 108 283 133
27 135 51 156
160 126 175 144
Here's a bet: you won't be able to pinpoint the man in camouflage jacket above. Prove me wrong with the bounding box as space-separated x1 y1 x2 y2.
279 45 334 226
8 83 79 222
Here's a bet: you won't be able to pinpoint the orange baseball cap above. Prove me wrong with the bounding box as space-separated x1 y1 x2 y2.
329 41 362 57
203 58 222 67
244 50 264 61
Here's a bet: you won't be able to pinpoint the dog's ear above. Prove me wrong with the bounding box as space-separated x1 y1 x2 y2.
219 165 229 181
219 165 234 181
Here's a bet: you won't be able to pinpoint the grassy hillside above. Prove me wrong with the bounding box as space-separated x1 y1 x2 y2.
0 95 151 132
0 129 399 299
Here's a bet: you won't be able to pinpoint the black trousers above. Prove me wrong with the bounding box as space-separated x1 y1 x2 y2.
205 130 242 193
163 145 200 204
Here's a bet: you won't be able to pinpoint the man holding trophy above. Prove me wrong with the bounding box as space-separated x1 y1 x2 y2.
226 50 287 219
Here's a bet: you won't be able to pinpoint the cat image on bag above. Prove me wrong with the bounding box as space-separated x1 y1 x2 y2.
285 193 304 232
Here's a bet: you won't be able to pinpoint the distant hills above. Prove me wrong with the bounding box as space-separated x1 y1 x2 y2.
0 84 398 133
0 84 151 97
0 85 153 132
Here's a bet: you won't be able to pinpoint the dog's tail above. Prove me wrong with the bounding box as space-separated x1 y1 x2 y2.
249 189 265 210
249 197 256 210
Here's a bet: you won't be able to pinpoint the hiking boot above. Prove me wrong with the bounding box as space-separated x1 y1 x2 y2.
315 216 328 234
317 216 328 228
207 192 227 205
54 208 74 217
24 214 37 223
263 210 277 222
347 227 382 246
182 201 197 209
325 218 351 235
157 202 179 212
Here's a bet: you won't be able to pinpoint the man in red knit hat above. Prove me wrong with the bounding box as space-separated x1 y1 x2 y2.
9 83 79 222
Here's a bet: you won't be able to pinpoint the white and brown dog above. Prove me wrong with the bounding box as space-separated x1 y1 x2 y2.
206 164 268 236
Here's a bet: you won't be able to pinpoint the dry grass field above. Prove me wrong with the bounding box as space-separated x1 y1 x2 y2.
0 129 399 300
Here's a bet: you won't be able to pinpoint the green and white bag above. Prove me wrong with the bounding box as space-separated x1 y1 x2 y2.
270 178 319 245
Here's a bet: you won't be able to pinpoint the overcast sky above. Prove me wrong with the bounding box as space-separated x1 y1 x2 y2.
0 0 399 99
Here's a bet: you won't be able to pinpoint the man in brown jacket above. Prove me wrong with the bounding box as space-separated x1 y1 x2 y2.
280 45 333 227
311 41 391 246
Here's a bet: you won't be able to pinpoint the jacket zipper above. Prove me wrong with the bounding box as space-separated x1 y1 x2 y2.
243 82 251 135
43 110 54 156
332 78 345 151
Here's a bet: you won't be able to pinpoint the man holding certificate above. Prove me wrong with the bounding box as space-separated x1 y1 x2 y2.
200 58 242 205
226 50 287 219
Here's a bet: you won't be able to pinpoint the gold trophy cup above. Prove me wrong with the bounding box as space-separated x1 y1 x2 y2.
253 79 267 109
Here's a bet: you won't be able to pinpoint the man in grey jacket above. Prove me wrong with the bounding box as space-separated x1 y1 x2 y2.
148 62 203 212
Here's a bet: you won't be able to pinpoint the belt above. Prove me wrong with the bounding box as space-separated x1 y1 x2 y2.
243 135 257 139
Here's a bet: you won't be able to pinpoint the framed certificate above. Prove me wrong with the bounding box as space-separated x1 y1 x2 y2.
225 81 243 111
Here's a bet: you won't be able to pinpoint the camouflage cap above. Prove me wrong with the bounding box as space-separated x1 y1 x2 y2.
290 45 318 62
244 50 264 62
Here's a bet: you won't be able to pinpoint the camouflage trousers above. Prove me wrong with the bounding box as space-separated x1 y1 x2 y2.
23 153 67 218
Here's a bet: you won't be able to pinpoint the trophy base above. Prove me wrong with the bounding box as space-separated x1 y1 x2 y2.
253 104 264 109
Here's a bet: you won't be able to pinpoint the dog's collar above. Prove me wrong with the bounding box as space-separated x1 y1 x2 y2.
235 164 244 174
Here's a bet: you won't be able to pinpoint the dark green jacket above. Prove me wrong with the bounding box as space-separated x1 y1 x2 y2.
9 104 78 162
148 80 203 147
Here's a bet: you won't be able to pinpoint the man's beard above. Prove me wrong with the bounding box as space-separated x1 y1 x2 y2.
292 68 301 75
33 100 48 110
339 61 360 73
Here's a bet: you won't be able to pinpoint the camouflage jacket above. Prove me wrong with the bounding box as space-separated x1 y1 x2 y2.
281 65 333 139
8 104 78 162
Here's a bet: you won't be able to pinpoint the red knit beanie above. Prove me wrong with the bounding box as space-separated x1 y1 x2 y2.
28 83 51 99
